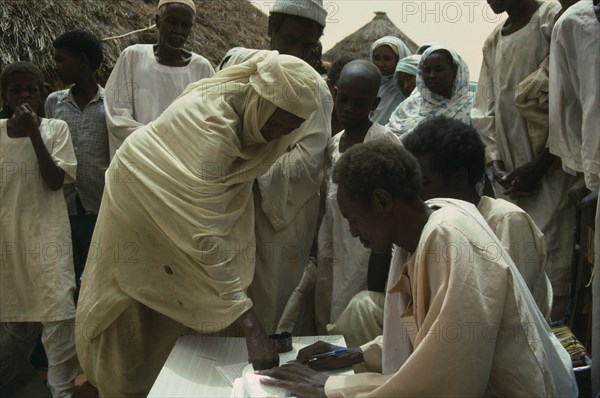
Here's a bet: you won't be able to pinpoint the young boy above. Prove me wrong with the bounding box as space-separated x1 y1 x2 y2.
315 60 399 334
45 30 109 297
1 62 79 398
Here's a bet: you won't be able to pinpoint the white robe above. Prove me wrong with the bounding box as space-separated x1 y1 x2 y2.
548 2 600 394
548 0 600 192
327 195 553 350
104 44 215 158
0 119 77 322
325 199 577 397
471 0 578 296
315 124 400 332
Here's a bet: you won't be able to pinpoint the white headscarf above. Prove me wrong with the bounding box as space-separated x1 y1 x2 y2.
370 36 412 125
387 45 473 139
395 54 422 77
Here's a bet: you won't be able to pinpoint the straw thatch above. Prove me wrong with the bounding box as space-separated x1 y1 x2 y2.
324 12 419 62
0 0 270 89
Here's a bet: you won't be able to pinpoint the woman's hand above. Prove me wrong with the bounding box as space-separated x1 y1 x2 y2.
238 308 279 370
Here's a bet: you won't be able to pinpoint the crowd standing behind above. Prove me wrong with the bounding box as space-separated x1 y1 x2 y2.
0 0 597 397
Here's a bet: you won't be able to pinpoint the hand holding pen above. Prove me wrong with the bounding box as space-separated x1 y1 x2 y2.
295 341 364 371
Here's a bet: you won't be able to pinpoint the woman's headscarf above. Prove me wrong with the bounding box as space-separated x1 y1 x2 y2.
370 36 412 125
395 54 422 78
386 44 473 139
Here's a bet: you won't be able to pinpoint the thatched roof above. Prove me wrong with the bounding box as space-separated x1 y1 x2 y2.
0 0 270 89
324 12 419 62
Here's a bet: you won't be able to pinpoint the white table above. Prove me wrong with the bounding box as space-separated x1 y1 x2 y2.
148 335 351 397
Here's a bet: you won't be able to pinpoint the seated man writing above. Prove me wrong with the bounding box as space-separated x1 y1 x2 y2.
260 140 577 397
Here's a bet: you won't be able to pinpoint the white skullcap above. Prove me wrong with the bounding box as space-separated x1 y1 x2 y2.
157 0 196 14
271 0 327 27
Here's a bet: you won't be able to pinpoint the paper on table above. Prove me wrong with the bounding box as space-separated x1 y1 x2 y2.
216 362 248 386
216 348 300 387
229 364 291 398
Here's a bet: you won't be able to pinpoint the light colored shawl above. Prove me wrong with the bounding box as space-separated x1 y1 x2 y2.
370 36 412 125
76 51 320 338
387 45 473 139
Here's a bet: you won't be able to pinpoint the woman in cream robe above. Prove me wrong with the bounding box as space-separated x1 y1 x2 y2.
75 51 319 397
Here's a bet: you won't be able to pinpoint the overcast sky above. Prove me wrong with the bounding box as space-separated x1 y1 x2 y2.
252 0 510 80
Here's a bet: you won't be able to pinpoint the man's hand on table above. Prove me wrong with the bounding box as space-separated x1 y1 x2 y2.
259 362 328 398
296 341 363 370
238 308 279 370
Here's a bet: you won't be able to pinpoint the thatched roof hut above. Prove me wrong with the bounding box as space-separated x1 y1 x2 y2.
0 0 270 89
324 12 419 62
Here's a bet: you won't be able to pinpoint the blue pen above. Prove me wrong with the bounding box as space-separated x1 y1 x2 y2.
305 348 349 362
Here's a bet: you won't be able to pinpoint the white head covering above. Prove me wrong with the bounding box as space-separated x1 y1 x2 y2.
395 54 422 77
270 0 328 27
387 44 473 139
369 36 413 125
157 0 196 14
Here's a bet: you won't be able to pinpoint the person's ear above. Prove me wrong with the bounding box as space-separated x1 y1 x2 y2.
372 96 381 111
373 189 393 213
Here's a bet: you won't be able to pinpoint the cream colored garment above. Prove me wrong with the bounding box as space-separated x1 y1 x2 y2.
477 196 552 318
76 51 319 343
325 199 577 398
548 4 599 393
0 119 77 322
221 47 334 334
329 195 553 361
548 0 600 191
326 291 384 349
315 124 400 332
471 1 578 295
104 44 215 158
514 56 550 158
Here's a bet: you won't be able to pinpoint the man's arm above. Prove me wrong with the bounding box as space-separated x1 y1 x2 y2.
104 50 144 158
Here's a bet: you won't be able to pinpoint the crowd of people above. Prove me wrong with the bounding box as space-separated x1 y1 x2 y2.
1 0 598 397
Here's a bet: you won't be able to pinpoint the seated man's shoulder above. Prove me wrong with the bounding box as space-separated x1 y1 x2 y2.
479 196 527 217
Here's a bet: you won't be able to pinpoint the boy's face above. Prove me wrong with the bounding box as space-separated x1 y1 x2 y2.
337 185 395 254
54 48 83 84
5 72 42 113
269 17 320 61
334 77 379 128
260 108 305 142
156 3 194 51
